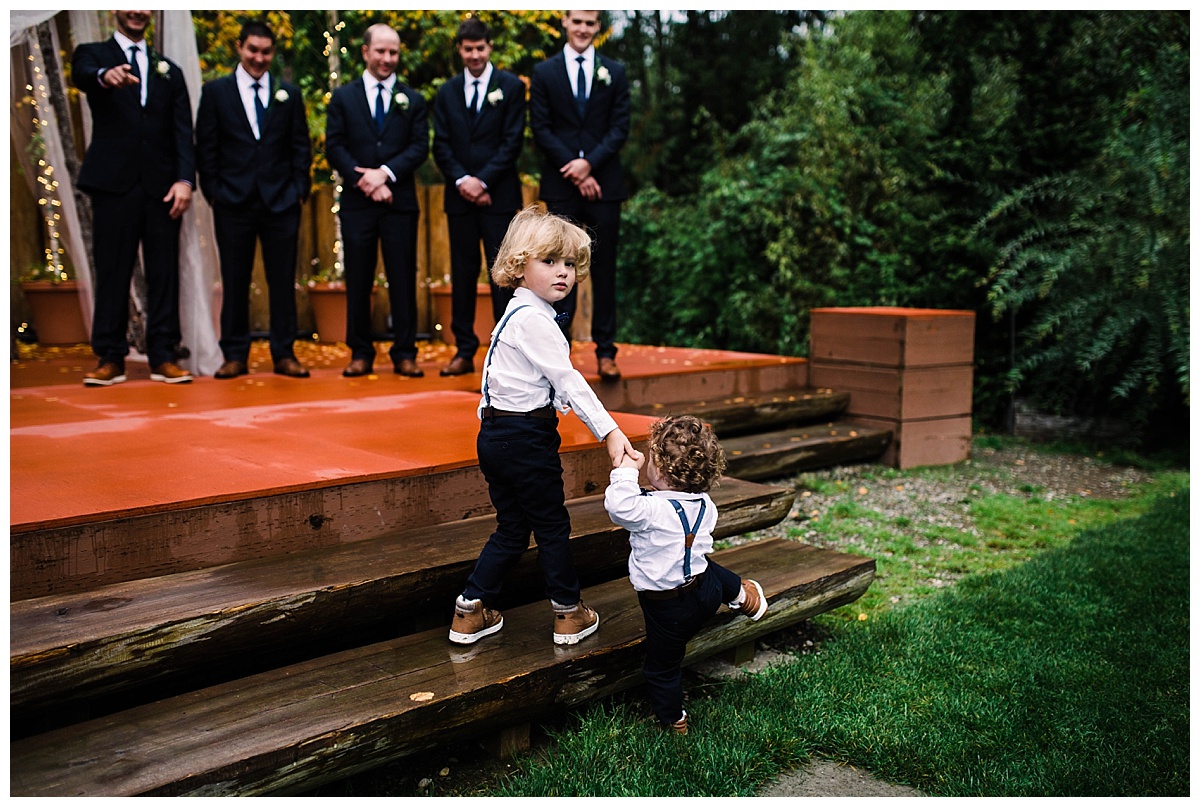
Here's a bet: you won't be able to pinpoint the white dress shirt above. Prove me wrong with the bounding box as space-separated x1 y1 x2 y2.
605 467 718 592
235 64 268 140
456 63 494 188
113 30 148 106
363 72 398 181
564 43 595 99
462 62 493 112
479 287 618 442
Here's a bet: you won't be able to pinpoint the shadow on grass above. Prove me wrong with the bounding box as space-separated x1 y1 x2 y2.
493 486 1189 797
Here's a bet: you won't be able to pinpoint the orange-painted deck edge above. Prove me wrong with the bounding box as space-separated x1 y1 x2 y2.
10 341 803 532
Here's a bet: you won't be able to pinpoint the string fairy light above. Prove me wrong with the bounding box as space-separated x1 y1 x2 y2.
25 54 68 282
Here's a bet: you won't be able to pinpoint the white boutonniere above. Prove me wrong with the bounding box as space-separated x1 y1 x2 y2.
595 65 611 86
393 91 409 112
487 87 504 106
156 60 170 76
275 88 289 103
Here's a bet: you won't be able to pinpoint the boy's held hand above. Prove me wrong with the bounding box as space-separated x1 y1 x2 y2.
605 429 643 469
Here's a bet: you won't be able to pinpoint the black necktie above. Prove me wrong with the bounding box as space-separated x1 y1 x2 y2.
251 81 265 138
575 55 587 117
129 45 143 106
469 79 480 119
375 83 386 133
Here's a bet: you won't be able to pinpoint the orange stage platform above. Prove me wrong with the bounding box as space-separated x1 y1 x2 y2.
10 339 808 534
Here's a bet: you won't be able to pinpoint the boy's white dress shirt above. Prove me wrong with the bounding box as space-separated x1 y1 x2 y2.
479 287 618 441
605 467 718 592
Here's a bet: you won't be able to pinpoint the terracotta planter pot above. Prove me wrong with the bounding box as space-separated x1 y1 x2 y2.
430 283 495 347
20 280 89 345
307 283 349 344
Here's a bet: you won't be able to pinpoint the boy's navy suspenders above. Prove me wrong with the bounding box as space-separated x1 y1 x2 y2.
481 305 529 409
481 304 556 415
668 498 707 582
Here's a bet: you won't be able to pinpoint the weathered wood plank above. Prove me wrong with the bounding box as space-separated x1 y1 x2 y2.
624 388 849 437
9 439 629 602
10 539 874 796
11 478 794 718
722 422 892 480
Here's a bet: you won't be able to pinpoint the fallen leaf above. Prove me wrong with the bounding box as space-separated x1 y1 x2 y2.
410 691 435 702
858 487 868 495
894 485 905 492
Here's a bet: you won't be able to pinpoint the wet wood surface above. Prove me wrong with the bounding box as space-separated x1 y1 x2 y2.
11 478 794 716
625 388 849 437
10 539 874 797
722 423 893 480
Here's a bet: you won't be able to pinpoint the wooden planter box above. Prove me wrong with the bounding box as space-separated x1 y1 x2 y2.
810 306 975 367
810 307 976 469
20 281 89 345
429 283 495 347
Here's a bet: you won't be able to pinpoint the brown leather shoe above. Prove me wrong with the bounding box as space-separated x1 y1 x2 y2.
342 358 373 377
439 356 475 377
150 361 193 384
214 360 248 379
598 357 622 381
394 358 425 377
83 362 126 387
273 357 310 378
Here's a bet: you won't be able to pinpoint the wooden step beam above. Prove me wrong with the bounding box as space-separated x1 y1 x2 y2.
11 478 794 720
10 539 874 796
625 388 849 437
723 422 893 481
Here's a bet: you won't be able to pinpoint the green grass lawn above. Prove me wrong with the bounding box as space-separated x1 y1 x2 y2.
486 449 1189 796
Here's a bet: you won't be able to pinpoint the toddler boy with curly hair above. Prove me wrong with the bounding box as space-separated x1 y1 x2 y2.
605 414 767 734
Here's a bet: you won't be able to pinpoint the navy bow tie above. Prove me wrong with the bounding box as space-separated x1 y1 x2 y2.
554 311 570 325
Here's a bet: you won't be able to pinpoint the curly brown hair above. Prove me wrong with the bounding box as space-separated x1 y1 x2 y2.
647 415 727 493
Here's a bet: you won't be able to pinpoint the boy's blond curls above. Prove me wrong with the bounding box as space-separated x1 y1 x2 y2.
491 205 593 288
648 415 727 494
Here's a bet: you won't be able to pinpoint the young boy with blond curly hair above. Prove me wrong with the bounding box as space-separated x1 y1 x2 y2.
450 205 641 647
605 414 767 734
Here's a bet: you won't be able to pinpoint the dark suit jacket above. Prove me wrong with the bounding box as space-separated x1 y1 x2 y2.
325 77 428 214
529 51 630 203
71 37 195 197
432 68 526 215
195 73 311 213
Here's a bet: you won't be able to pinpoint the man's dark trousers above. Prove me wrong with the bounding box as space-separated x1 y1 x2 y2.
212 198 301 362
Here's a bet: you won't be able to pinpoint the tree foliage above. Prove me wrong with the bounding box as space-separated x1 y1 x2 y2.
976 12 1189 438
615 9 1189 445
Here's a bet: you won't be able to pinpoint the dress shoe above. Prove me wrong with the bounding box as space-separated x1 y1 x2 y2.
439 356 475 377
394 358 425 377
214 360 248 379
342 358 373 377
83 362 126 387
598 357 622 381
151 361 193 384
273 357 310 378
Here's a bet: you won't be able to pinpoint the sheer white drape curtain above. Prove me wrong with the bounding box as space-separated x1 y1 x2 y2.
159 9 221 375
9 10 221 374
10 11 95 333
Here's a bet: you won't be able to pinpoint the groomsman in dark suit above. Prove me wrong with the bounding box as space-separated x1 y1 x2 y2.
530 10 630 381
196 20 312 379
431 18 526 377
71 9 195 386
325 23 429 378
